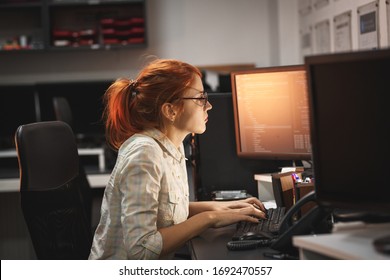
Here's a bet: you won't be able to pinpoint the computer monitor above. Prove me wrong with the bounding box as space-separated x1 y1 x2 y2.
231 65 311 160
196 92 290 200
0 85 38 149
36 81 110 139
306 48 390 215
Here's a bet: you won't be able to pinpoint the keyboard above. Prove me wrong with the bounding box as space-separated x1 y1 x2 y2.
232 207 286 241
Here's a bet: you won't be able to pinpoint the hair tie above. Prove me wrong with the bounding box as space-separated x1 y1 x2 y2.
129 79 138 98
129 79 138 88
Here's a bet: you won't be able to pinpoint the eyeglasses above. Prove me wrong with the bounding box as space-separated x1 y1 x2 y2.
181 90 208 107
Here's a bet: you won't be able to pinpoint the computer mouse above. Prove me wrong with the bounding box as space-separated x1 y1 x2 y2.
239 231 273 241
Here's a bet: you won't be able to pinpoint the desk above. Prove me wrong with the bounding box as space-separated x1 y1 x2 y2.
0 173 110 192
189 224 279 260
0 147 110 192
293 222 390 259
189 201 279 259
0 147 106 172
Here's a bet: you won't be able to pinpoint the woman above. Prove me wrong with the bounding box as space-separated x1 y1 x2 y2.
89 59 266 260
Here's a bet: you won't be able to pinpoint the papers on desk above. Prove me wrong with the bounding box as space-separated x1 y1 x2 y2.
263 200 277 209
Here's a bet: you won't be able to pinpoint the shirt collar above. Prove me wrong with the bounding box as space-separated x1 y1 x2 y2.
141 128 185 163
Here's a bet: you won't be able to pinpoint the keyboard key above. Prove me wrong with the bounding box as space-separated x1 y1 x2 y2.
232 207 286 241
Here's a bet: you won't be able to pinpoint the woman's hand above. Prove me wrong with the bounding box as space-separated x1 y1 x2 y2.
211 197 266 212
189 197 266 220
203 197 267 228
205 204 266 228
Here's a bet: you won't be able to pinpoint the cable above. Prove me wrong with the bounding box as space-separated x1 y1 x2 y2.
226 239 274 251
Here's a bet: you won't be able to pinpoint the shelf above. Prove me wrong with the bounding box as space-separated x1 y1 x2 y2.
0 1 42 8
0 0 146 52
0 3 45 51
48 0 144 6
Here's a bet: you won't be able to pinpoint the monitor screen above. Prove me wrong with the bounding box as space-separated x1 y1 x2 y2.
231 65 312 160
306 48 390 214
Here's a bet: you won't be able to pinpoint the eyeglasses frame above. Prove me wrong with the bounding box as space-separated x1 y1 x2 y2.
181 90 208 107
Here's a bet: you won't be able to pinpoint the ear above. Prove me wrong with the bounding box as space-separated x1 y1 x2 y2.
161 103 176 122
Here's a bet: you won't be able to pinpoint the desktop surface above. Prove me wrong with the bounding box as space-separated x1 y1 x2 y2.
293 222 390 260
189 224 280 260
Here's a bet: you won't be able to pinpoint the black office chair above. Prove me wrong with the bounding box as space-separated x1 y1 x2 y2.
52 96 73 128
52 96 87 144
15 121 93 259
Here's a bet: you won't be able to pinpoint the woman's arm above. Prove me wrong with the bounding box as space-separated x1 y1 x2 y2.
188 197 266 217
158 203 264 258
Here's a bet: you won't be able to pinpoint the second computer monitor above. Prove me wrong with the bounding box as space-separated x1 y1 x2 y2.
231 65 312 160
306 48 390 214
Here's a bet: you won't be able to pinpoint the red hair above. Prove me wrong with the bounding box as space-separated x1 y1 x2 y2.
103 59 201 150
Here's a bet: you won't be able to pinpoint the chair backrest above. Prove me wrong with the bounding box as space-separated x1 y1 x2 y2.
15 121 92 259
52 97 73 128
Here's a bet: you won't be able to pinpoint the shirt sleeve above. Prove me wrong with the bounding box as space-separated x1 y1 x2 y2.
118 141 164 259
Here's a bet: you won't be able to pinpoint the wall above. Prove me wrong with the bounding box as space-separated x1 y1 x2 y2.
296 0 389 61
5 1 386 85
0 0 274 85
277 0 301 66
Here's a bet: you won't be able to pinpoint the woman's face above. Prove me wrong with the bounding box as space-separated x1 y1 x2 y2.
174 75 212 135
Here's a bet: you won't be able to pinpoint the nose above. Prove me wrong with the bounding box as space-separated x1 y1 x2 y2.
205 100 212 111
